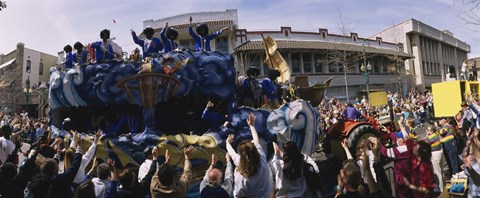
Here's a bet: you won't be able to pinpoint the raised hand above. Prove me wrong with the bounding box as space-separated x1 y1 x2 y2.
246 113 256 126
152 146 158 161
225 153 231 163
165 149 171 163
183 145 194 160
211 154 218 166
227 134 234 144
95 129 102 141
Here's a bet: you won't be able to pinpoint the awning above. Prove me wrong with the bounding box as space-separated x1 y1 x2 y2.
234 40 414 59
0 58 15 70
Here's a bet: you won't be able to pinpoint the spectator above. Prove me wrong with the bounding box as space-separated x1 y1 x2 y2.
424 125 444 191
74 179 96 198
0 125 15 165
199 154 233 198
29 139 83 198
404 141 435 197
226 114 272 198
342 103 361 120
150 145 194 197
437 119 459 176
70 130 101 188
118 146 158 198
271 141 309 197
91 160 118 198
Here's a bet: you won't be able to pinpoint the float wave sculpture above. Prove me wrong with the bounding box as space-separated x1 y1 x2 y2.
49 50 321 197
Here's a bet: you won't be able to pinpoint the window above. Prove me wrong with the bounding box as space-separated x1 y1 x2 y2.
291 53 301 74
26 60 31 73
39 63 43 75
328 62 337 73
338 63 344 73
215 37 229 52
314 54 324 73
303 53 312 73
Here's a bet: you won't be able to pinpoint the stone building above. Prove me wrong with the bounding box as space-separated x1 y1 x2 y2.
371 18 470 90
0 43 56 116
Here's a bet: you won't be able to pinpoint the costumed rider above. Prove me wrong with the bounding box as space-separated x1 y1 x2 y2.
63 45 74 69
91 29 123 63
189 16 229 51
261 69 281 109
160 22 179 53
241 66 261 108
73 41 88 65
201 98 227 131
131 26 162 58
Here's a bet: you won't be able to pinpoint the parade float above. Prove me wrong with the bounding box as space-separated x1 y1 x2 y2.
47 27 331 196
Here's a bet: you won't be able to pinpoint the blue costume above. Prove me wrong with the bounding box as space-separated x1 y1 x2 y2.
189 26 224 51
131 32 162 58
73 51 88 65
91 41 116 63
65 52 74 68
160 28 178 53
261 78 278 100
242 77 259 100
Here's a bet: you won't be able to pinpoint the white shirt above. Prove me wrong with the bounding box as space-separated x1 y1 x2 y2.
72 137 98 184
138 159 153 182
0 137 14 163
270 155 308 198
92 177 109 198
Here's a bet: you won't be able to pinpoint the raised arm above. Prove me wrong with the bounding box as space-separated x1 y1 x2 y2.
200 154 217 193
130 29 144 46
398 117 410 141
226 134 240 166
160 23 169 43
222 153 234 196
188 16 197 39
83 130 101 164
247 113 260 146
341 139 353 160
179 146 193 191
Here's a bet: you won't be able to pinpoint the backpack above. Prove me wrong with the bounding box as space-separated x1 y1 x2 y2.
302 162 323 197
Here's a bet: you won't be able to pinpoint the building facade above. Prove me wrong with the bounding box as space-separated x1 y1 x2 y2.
144 11 471 100
144 9 414 100
371 18 470 89
0 43 56 116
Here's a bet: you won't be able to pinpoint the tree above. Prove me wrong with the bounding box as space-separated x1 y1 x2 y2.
0 1 6 11
454 0 480 26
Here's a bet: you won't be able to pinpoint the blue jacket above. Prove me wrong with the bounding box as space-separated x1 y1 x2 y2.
242 77 259 99
189 26 223 51
160 28 178 53
132 32 162 58
91 41 115 62
343 106 362 120
73 51 88 65
261 78 278 100
65 52 74 68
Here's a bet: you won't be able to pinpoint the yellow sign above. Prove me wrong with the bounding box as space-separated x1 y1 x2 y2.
369 91 388 107
432 80 465 118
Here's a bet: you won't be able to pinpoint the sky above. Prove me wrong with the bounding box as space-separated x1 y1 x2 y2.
0 0 479 58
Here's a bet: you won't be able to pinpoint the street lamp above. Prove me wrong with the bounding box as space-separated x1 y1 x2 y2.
24 76 31 114
360 62 372 100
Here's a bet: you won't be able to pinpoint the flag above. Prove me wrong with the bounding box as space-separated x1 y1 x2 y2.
262 35 291 84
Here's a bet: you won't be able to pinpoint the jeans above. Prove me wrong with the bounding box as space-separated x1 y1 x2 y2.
442 140 459 176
